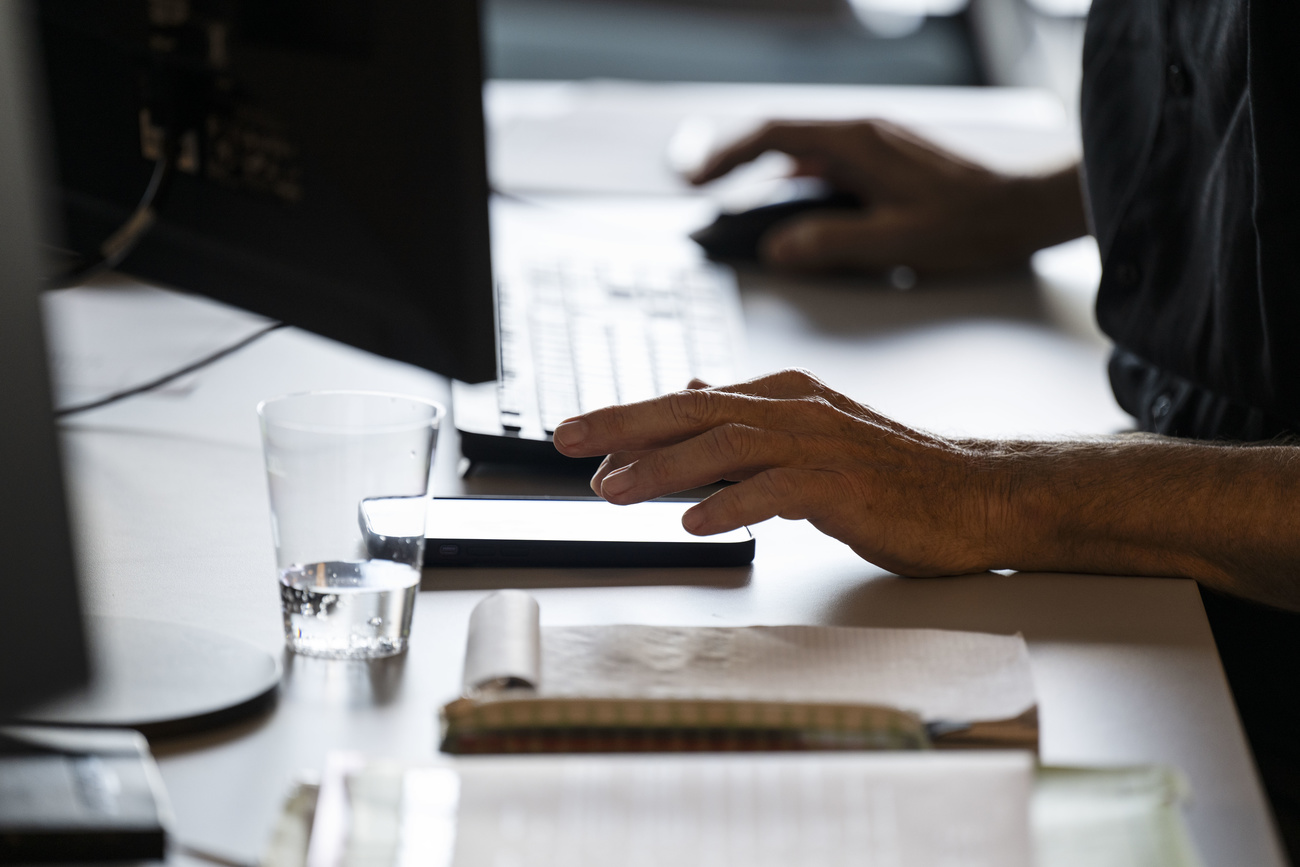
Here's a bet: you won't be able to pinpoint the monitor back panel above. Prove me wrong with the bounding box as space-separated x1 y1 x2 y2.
38 0 497 383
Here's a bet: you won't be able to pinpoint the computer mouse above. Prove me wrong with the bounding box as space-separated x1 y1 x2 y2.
690 190 862 262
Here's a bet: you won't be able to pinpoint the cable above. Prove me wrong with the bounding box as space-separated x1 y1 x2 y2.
55 322 287 418
48 147 175 290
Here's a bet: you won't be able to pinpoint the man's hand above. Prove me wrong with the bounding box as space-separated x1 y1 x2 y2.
690 120 1087 274
552 369 1004 577
554 369 1300 612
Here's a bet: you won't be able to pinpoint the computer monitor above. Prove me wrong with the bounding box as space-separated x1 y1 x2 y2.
0 0 90 718
35 0 498 384
0 2 307 737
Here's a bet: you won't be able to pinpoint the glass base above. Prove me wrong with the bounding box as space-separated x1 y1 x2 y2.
285 635 409 660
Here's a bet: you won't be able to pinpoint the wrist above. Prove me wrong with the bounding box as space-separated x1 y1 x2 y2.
960 443 1036 571
966 439 1237 580
994 168 1089 256
957 439 1088 574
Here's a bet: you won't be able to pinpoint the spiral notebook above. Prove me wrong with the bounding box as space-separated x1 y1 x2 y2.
439 591 1038 754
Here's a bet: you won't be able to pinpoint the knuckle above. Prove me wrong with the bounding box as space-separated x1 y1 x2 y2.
667 388 715 428
755 467 800 503
746 372 783 398
713 423 757 461
599 406 630 441
784 368 822 391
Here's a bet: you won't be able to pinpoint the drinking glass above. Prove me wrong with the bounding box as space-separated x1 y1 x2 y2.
257 391 442 659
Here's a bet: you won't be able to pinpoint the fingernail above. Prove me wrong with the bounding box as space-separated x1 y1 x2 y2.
682 507 706 534
552 419 587 449
600 466 634 497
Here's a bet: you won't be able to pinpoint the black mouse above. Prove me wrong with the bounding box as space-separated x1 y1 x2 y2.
689 191 862 262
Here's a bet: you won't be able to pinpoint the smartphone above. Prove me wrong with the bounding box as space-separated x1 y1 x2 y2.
415 497 755 568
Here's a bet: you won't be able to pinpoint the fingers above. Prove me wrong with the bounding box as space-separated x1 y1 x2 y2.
589 449 637 495
687 122 787 185
682 468 826 534
597 424 821 504
555 368 875 457
688 119 942 194
586 370 853 494
689 121 860 186
591 446 760 498
554 386 816 458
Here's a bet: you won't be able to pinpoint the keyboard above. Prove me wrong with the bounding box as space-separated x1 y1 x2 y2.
452 257 744 463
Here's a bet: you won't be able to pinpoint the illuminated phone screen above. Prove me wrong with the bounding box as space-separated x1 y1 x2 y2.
423 498 750 544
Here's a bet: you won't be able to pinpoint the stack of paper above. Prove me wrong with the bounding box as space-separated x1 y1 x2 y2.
309 752 1035 867
268 756 1202 867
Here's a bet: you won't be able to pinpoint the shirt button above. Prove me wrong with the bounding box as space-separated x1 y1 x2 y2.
1167 63 1188 96
1113 262 1141 287
1152 393 1173 420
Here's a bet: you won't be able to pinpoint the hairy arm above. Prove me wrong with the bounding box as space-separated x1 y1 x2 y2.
552 371 1300 612
985 436 1300 611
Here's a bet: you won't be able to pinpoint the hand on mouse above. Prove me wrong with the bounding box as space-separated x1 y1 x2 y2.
551 368 1004 577
690 120 1087 275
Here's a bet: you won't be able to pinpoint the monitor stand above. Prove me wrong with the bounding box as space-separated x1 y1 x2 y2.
14 616 281 738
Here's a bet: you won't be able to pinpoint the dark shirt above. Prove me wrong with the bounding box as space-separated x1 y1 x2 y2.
1082 0 1300 856
1084 0 1300 438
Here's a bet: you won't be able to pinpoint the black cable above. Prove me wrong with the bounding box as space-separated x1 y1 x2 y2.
55 322 287 418
48 148 175 290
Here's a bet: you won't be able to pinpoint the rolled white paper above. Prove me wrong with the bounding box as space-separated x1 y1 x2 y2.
462 590 541 694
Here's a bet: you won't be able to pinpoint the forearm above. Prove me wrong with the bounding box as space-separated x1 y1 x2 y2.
981 436 1300 611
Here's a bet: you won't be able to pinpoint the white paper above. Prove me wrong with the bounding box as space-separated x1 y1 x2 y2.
414 752 1034 867
541 623 1035 723
462 591 541 693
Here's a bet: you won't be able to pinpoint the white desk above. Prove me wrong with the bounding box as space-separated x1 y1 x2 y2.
47 82 1285 867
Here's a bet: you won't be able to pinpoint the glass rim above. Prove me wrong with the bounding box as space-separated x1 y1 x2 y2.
257 390 445 435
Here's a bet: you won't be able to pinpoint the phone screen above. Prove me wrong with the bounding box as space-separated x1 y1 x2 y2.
425 498 750 544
